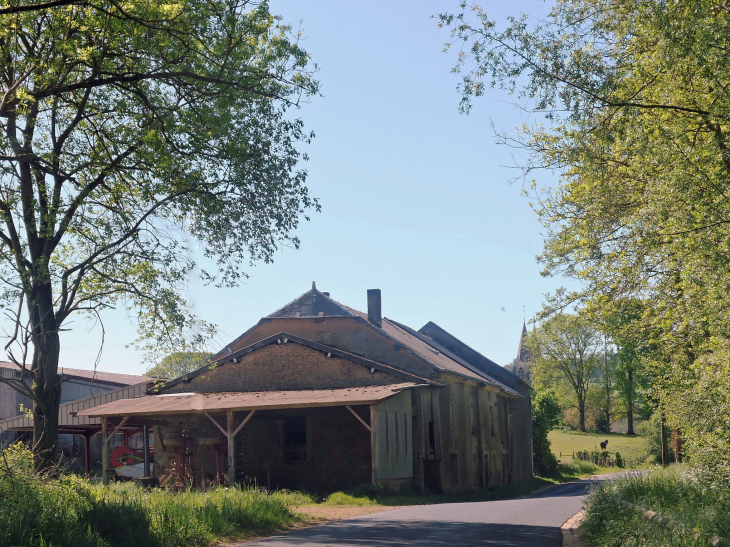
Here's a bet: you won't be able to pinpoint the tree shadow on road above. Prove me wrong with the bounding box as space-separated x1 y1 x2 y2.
244 520 563 546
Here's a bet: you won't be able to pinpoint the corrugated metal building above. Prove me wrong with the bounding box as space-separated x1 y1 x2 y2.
0 363 153 470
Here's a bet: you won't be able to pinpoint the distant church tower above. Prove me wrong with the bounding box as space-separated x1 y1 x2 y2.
504 322 531 382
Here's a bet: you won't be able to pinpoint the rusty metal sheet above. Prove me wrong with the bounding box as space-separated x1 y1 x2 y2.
78 383 421 417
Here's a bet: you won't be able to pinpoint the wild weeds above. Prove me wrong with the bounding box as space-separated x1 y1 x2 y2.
0 444 297 547
582 467 730 546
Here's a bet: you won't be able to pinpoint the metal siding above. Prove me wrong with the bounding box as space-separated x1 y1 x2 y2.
0 382 153 431
375 390 413 480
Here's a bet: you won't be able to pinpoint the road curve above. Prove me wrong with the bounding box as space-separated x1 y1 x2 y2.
239 479 597 547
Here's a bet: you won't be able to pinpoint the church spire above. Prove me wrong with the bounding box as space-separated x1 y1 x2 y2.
516 321 529 362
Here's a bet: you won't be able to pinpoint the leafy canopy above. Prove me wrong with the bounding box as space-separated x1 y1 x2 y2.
441 0 730 476
145 351 214 380
0 0 318 469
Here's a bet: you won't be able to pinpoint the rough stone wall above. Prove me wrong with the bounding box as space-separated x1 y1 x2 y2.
165 342 401 394
217 318 435 379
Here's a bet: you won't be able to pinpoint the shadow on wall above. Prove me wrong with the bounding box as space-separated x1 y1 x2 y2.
244 521 562 546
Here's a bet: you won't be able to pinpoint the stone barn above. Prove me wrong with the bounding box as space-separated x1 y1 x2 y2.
81 285 532 493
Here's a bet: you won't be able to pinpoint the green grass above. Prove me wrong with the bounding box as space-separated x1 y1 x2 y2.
281 477 561 509
549 429 649 465
0 444 300 547
581 465 730 547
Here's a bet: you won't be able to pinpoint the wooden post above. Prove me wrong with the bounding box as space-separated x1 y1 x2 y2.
83 432 92 476
370 405 377 485
227 411 235 485
101 417 109 485
143 425 150 478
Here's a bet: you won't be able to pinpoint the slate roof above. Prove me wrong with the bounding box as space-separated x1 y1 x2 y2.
0 361 151 386
516 322 530 362
260 287 519 397
268 285 354 318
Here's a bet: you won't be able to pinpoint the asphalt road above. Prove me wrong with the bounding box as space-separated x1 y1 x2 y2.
240 479 597 547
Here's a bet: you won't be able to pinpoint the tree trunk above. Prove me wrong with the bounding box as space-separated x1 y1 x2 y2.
29 283 62 474
626 369 635 435
578 398 586 432
660 413 669 467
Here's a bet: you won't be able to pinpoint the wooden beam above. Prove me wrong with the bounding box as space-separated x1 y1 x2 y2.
232 410 256 438
83 433 91 476
101 416 109 486
105 416 129 444
370 405 378 485
346 405 371 432
227 411 235 485
204 412 228 437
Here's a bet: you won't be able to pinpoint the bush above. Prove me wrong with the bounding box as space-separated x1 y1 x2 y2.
0 443 296 547
533 390 562 475
638 414 674 464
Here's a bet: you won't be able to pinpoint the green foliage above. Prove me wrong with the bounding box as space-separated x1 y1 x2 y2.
532 389 562 475
146 352 214 380
0 444 297 547
441 0 730 477
582 467 730 547
526 314 603 432
639 414 675 465
0 0 319 470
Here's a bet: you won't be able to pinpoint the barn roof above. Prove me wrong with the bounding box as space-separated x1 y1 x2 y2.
78 383 420 417
256 287 519 397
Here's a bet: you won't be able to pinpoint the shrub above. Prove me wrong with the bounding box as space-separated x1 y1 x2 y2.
639 414 674 464
532 390 562 475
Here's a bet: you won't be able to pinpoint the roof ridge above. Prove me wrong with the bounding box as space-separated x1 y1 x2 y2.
387 319 519 396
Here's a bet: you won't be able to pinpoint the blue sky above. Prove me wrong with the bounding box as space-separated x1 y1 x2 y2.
57 0 568 375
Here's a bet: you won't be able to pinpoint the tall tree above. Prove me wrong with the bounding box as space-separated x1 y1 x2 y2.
528 314 603 432
0 0 319 471
146 351 214 380
440 0 730 478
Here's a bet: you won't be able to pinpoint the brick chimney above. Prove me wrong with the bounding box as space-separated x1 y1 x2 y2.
367 289 382 327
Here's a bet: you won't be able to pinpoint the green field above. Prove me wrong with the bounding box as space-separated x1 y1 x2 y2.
549 430 650 464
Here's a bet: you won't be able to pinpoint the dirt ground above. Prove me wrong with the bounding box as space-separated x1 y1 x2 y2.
293 505 403 521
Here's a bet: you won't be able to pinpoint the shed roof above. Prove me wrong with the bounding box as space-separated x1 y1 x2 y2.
79 383 420 417
0 361 151 386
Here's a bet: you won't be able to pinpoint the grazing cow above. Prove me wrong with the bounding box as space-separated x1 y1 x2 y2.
600 439 609 450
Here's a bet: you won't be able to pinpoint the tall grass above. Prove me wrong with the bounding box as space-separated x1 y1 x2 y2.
0 444 298 547
582 467 730 546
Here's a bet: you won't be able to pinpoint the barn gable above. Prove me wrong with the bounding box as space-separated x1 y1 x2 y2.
161 333 432 394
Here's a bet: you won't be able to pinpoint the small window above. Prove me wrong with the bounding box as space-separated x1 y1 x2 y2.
450 453 459 485
284 416 307 462
428 421 436 453
490 406 495 436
